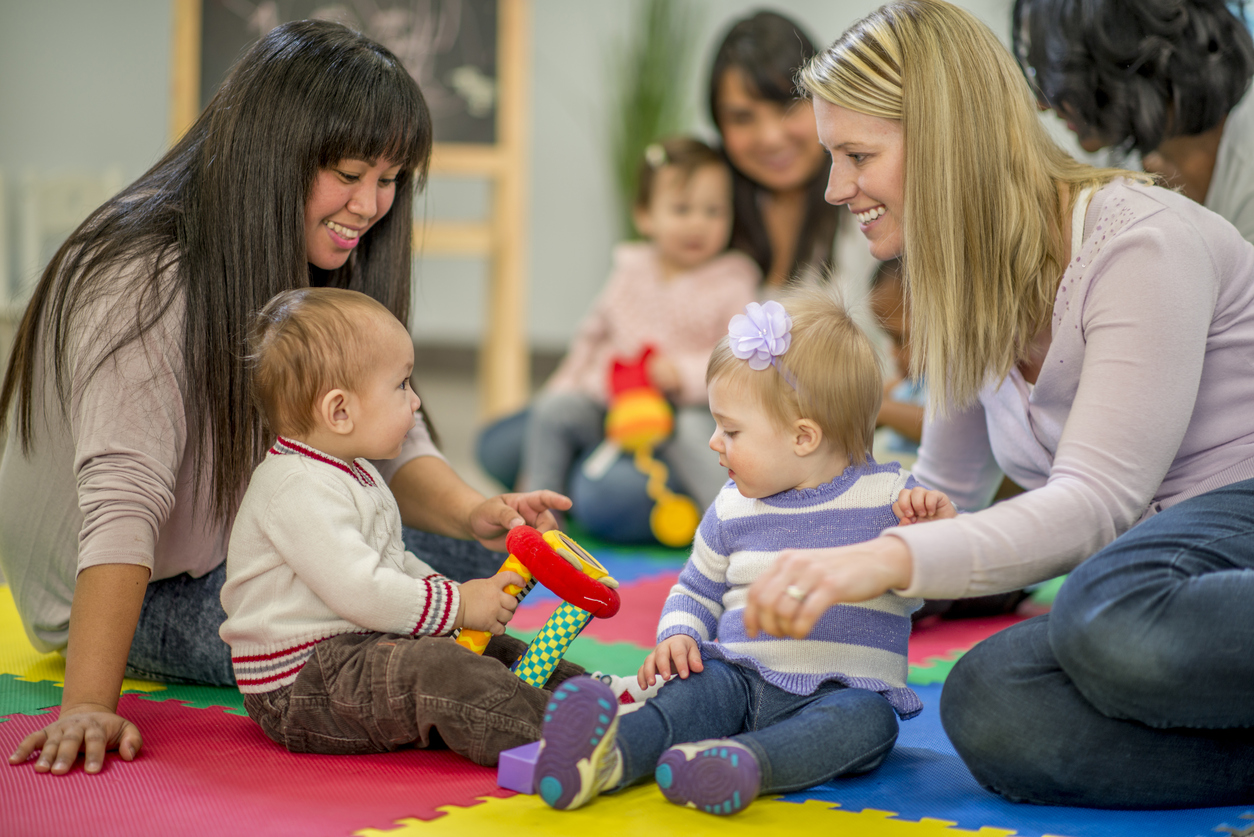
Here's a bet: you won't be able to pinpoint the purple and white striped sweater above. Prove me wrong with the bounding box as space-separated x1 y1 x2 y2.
657 460 924 718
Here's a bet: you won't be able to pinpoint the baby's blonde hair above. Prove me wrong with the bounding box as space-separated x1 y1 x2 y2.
799 0 1143 409
707 283 882 464
248 287 396 437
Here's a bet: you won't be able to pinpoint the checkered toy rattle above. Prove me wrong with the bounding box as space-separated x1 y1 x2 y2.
455 526 621 687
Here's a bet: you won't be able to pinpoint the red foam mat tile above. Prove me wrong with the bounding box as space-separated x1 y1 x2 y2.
2 694 511 837
907 613 1030 664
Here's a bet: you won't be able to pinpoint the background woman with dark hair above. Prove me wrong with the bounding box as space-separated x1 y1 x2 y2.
1 20 566 777
707 10 873 290
1013 0 1254 240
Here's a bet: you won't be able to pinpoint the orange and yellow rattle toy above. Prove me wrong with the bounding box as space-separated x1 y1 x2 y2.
455 526 621 687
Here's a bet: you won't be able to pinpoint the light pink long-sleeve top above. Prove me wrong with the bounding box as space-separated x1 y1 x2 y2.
0 258 442 652
891 180 1254 599
544 242 760 407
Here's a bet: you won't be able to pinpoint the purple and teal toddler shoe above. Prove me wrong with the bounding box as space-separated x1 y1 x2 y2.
534 676 622 810
655 739 761 815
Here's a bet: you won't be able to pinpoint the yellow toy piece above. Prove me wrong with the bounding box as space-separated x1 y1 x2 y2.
542 530 618 588
634 447 701 548
455 554 535 654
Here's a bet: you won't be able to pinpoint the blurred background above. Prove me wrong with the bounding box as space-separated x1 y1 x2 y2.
0 0 1085 493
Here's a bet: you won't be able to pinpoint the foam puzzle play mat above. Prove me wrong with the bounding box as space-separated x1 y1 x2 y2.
2 531 1251 837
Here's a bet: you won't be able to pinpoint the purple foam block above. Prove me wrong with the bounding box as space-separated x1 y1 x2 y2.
497 740 542 794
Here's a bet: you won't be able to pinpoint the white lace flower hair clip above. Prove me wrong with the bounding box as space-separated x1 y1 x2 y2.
728 301 797 386
644 143 668 169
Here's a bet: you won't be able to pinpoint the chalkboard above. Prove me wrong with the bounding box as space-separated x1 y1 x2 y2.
200 0 499 144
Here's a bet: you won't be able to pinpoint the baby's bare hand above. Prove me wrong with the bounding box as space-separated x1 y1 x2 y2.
637 635 702 690
458 572 525 634
892 487 956 525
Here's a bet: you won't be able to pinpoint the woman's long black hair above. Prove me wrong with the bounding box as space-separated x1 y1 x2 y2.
707 11 840 283
0 19 433 520
1012 0 1254 153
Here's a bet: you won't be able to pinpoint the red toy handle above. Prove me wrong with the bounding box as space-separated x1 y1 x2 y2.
505 527 621 619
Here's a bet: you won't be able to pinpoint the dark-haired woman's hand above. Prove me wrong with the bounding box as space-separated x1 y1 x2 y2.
467 490 573 551
9 703 142 775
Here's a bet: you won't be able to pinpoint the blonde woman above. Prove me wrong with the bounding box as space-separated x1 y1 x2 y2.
742 0 1254 809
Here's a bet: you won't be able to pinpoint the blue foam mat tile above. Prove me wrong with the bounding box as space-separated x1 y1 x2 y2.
781 684 1253 837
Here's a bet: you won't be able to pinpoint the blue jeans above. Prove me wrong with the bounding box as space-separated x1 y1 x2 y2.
476 405 724 544
125 531 504 687
613 659 899 794
941 477 1254 808
126 560 235 686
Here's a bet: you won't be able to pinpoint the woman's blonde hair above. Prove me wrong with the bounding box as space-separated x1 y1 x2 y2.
800 0 1144 408
707 282 882 465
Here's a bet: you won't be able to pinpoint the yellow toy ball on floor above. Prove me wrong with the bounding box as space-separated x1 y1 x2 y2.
650 493 701 548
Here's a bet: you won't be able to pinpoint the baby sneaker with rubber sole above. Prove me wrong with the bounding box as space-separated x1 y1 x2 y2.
534 676 623 810
655 738 760 815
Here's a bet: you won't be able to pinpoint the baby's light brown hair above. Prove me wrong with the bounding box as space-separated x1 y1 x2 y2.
707 282 882 464
249 287 397 437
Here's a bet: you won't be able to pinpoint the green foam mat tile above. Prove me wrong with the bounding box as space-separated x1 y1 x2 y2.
505 629 650 676
1028 575 1066 605
0 673 62 719
908 652 966 686
127 683 248 716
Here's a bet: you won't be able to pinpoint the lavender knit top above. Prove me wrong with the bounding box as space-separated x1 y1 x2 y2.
657 461 924 718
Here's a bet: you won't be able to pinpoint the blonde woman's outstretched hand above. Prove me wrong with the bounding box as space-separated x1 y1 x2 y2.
743 536 914 639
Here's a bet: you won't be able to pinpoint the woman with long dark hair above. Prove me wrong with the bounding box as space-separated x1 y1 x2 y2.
2 20 566 776
707 10 872 290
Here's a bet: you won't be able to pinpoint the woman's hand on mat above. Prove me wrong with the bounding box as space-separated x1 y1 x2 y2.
638 634 703 690
9 702 142 775
744 537 915 639
892 487 957 525
455 572 527 634
468 490 573 551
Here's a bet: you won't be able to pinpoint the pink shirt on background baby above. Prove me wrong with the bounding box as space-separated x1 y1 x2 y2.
545 242 760 407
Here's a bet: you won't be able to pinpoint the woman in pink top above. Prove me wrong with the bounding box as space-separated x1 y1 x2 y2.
1 21 566 778
742 0 1254 808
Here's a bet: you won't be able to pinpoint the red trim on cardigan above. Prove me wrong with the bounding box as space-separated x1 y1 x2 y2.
231 637 322 663
270 436 376 487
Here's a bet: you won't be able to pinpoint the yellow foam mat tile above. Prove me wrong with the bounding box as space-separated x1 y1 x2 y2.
1 585 164 695
355 786 1038 837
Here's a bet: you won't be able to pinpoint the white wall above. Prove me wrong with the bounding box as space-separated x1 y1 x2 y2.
0 0 171 303
1 0 1038 354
